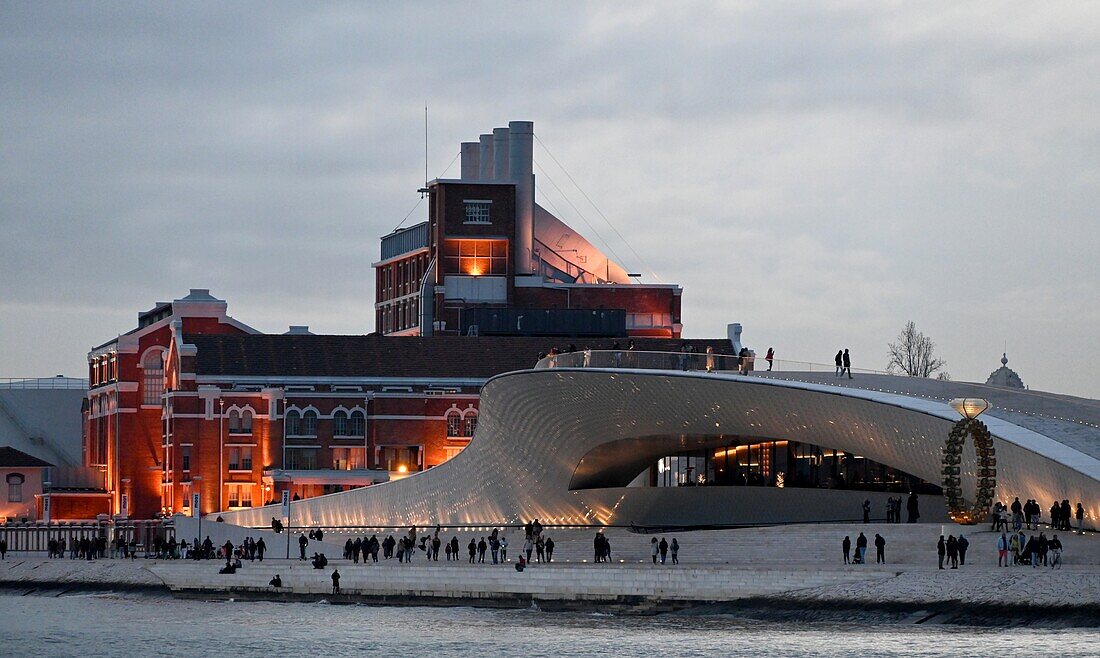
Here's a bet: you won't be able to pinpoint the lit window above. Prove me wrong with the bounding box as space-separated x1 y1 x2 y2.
446 411 461 437
464 200 491 224
227 484 252 508
181 446 191 471
462 412 478 437
442 239 507 276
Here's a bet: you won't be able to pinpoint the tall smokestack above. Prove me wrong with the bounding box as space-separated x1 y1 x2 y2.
509 120 535 275
492 127 510 181
460 142 480 180
478 134 494 180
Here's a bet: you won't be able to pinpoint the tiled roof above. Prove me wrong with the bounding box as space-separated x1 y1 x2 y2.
0 446 53 468
185 334 733 380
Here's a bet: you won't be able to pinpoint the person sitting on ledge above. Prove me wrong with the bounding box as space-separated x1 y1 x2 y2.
311 553 328 569
269 574 282 588
515 555 526 572
218 559 236 575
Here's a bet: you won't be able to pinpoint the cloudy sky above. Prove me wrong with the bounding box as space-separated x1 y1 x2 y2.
2 2 1098 398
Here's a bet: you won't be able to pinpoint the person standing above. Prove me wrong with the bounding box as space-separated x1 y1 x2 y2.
256 537 266 562
946 535 959 569
842 536 851 564
1076 503 1086 533
874 534 886 564
835 350 843 377
765 347 774 371
650 537 659 565
907 493 920 523
298 534 308 561
957 534 969 566
658 537 669 565
937 535 946 569
500 535 508 562
331 569 341 595
670 538 679 564
856 532 868 564
862 499 871 523
997 532 1009 567
842 349 852 379
545 536 554 563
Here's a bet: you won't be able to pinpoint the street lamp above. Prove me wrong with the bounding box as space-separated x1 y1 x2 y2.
942 398 996 525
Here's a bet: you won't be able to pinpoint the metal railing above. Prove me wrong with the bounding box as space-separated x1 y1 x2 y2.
532 350 1100 430
0 376 88 390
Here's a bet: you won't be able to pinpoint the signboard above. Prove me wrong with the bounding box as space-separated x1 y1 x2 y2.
280 490 291 519
120 493 129 518
191 493 201 518
42 495 51 523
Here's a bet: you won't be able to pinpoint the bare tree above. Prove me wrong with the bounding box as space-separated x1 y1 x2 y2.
887 321 946 377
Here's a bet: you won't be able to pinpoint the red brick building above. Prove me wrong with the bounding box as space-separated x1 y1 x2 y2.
82 289 728 519
375 120 683 339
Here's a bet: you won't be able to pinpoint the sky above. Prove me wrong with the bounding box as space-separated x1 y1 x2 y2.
1 2 1098 398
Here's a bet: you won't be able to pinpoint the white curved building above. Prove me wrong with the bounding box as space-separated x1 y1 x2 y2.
217 354 1100 531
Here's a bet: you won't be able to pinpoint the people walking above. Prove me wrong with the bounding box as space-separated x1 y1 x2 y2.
842 349 852 379
651 537 659 565
835 350 843 377
670 538 679 564
658 537 669 565
874 534 886 564
765 347 774 371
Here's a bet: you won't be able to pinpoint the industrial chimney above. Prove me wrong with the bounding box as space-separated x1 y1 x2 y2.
478 134 494 180
509 120 535 275
460 142 480 180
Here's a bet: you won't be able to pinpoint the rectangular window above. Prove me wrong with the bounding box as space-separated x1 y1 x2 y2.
285 448 317 471
228 484 251 508
463 200 491 224
182 446 191 472
332 448 365 471
442 239 508 276
8 481 22 503
228 446 252 471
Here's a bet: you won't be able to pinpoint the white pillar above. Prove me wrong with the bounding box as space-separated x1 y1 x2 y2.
478 134 494 180
508 120 535 275
492 127 510 181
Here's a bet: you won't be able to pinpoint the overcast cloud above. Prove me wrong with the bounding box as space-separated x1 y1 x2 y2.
2 1 1098 397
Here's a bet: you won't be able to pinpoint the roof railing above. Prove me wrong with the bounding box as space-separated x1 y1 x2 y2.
0 377 89 390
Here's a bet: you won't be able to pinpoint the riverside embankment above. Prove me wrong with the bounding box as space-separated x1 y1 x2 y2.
3 523 1098 622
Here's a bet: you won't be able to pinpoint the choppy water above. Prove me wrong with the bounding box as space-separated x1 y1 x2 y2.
2 593 1098 657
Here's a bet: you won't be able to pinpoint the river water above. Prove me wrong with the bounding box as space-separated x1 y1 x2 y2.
2 593 1098 657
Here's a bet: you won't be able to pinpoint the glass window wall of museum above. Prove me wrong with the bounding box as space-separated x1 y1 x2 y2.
650 439 940 494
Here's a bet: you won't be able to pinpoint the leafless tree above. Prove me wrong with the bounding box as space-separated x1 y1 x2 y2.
887 321 946 377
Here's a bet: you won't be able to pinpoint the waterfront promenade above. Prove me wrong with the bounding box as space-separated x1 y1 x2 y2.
2 523 1097 616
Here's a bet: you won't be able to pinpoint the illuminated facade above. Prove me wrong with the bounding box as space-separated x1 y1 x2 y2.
375 120 683 339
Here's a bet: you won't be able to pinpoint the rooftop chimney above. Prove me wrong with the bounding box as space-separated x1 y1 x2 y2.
478 134 494 180
460 142 480 180
492 127 510 181
508 120 535 274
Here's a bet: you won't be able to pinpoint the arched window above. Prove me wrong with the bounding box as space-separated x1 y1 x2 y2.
462 411 477 437
446 410 461 437
285 410 301 436
7 473 24 503
228 410 241 433
302 410 318 437
142 351 164 406
349 410 365 437
241 409 253 433
333 410 349 436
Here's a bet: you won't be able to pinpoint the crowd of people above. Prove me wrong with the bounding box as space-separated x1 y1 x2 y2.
842 532 887 564
992 497 1086 534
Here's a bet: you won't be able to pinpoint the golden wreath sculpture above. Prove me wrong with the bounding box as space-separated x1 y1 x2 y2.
942 417 996 524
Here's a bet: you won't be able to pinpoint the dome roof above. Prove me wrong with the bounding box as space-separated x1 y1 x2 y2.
985 352 1026 389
